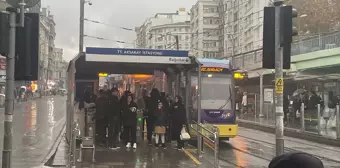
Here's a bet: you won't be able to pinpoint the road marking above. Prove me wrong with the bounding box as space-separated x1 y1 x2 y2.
183 149 201 165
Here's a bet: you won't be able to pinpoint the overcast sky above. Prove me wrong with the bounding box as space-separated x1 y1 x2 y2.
41 0 197 61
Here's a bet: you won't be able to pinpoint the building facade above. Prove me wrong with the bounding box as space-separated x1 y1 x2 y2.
224 0 270 57
190 0 224 58
135 8 191 49
39 7 56 89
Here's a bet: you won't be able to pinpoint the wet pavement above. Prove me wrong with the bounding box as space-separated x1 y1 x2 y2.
0 96 66 168
51 125 340 168
239 113 338 139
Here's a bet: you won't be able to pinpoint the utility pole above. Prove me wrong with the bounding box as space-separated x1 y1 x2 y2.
2 8 16 168
79 0 85 52
273 0 284 156
263 0 297 156
2 0 28 165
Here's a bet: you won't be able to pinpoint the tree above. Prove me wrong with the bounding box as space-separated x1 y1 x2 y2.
287 0 340 35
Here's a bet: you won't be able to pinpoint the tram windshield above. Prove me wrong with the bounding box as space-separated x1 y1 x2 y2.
192 73 232 110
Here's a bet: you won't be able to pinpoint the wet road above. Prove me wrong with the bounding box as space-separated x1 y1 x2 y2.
203 127 340 167
0 96 66 168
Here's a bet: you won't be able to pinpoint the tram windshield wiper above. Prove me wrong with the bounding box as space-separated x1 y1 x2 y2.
218 85 232 110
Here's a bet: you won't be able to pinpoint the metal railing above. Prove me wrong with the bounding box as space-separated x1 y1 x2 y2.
190 120 219 168
299 103 340 138
232 31 340 70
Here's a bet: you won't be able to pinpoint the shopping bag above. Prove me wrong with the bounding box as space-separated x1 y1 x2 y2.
327 116 336 129
180 126 191 140
320 117 326 128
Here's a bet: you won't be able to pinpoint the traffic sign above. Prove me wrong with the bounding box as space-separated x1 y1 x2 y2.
275 78 283 94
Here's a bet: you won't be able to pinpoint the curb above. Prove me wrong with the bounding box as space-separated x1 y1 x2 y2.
42 124 66 166
237 119 340 147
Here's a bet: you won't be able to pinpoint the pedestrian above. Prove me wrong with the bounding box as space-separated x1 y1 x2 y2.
95 90 109 145
107 88 121 149
268 152 324 168
154 101 168 149
170 95 187 150
122 94 138 149
146 88 160 145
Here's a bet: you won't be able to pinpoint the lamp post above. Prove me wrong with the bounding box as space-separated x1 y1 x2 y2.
79 0 92 52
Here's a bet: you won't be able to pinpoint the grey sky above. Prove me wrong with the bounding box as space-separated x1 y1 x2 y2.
42 0 197 61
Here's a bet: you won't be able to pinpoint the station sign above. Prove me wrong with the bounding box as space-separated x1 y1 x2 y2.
233 72 247 79
85 47 191 64
98 72 108 77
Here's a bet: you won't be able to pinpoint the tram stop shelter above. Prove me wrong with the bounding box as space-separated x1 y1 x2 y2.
65 47 213 167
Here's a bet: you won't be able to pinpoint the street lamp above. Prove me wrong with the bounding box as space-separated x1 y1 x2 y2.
79 0 92 52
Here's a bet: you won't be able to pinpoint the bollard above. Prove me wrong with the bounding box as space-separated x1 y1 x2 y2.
317 104 321 134
213 127 219 168
301 103 305 132
337 105 340 139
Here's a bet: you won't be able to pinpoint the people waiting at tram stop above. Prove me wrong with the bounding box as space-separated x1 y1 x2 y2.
81 86 188 150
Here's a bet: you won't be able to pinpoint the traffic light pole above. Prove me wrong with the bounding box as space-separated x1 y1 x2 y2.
274 0 285 156
2 9 16 168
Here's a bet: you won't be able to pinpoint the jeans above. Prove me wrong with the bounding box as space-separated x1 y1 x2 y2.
123 126 137 144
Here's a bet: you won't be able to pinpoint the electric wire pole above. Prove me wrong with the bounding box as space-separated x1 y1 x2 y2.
79 0 85 52
274 0 284 156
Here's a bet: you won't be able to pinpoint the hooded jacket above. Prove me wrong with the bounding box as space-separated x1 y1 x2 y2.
122 100 138 126
170 96 187 126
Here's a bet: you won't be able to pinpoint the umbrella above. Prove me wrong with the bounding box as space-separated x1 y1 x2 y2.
292 89 307 97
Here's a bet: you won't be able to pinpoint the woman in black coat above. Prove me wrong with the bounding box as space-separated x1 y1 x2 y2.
170 96 187 150
121 94 138 149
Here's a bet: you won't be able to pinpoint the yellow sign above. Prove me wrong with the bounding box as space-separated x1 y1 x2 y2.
200 67 223 72
98 73 108 77
234 72 246 79
275 78 284 94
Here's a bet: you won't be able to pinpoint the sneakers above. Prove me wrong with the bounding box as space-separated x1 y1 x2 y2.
162 144 166 149
155 143 159 149
133 143 137 149
126 142 131 148
177 146 184 151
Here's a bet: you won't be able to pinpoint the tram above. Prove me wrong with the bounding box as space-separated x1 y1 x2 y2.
189 58 239 141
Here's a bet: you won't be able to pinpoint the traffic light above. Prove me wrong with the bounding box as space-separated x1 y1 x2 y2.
262 5 297 70
15 13 39 81
262 7 275 69
0 12 9 56
281 5 298 69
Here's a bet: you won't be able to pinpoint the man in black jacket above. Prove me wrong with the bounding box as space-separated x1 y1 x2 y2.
108 88 121 149
95 90 109 145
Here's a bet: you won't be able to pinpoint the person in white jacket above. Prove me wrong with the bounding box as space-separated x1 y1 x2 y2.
241 92 248 114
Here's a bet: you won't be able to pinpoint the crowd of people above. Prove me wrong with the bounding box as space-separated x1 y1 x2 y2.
80 87 187 150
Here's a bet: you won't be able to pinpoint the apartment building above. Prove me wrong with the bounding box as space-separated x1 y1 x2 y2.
190 0 225 58
224 0 270 58
135 8 190 50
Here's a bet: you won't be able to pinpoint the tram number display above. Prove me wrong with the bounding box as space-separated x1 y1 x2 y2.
200 67 224 72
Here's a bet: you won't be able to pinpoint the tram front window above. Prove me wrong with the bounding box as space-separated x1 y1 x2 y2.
201 73 232 110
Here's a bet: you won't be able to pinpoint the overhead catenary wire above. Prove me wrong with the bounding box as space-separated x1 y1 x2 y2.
84 18 134 31
84 34 135 44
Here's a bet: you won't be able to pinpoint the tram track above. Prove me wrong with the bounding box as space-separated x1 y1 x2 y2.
236 135 340 164
203 139 269 168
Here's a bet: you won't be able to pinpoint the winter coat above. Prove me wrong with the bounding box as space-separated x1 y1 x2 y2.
121 102 138 126
95 96 109 121
170 102 187 126
154 108 168 127
108 95 120 122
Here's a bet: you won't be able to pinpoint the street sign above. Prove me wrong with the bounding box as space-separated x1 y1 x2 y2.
275 78 283 94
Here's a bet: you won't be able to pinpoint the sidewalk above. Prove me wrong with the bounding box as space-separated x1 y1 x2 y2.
238 113 340 146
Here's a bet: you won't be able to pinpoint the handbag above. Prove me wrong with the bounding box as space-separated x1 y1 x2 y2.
180 126 191 140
